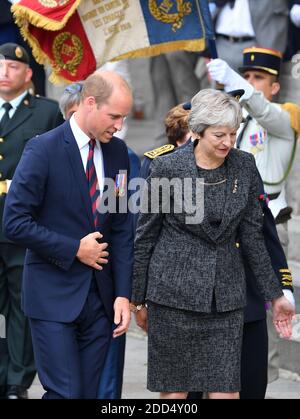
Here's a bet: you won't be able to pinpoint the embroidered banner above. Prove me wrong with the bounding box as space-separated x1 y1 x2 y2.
12 0 214 83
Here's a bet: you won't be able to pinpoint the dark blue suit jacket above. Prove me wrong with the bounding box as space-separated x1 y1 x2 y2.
3 120 133 323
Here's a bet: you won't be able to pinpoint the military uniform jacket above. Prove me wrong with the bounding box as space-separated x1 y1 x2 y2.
0 93 63 242
237 90 295 196
132 142 283 313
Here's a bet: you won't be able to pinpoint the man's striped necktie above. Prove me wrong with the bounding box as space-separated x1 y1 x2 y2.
86 139 100 228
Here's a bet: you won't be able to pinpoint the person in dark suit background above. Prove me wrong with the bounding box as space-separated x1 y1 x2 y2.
284 0 300 61
3 70 134 399
188 189 295 399
0 42 63 399
132 89 294 399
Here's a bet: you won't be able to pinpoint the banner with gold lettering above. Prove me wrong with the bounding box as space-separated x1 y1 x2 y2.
12 0 214 83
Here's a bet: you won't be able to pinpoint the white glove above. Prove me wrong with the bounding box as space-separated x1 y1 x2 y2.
290 4 300 28
208 2 218 19
207 58 254 100
283 289 296 308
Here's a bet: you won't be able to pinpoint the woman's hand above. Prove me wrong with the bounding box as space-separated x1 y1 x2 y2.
135 307 148 333
272 296 295 339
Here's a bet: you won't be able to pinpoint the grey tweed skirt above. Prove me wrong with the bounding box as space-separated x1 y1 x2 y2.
147 302 244 393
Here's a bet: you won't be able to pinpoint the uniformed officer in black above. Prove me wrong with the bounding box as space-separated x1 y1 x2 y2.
0 43 64 399
138 94 294 399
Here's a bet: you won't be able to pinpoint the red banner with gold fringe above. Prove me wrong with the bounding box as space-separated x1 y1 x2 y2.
12 0 96 82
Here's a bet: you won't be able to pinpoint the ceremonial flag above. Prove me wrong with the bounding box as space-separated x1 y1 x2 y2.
12 0 215 83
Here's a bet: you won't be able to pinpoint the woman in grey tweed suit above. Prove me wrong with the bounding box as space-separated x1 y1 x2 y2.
131 89 294 399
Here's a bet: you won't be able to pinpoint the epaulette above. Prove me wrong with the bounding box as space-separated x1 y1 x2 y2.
144 144 175 159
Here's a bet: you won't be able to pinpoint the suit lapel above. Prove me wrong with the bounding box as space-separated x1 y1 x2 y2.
62 121 94 230
214 150 245 239
1 93 33 137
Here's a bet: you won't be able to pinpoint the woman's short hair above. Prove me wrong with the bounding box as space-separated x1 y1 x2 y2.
164 104 190 146
188 89 242 135
59 82 83 119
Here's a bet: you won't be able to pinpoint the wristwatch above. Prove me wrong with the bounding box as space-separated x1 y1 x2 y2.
130 302 145 313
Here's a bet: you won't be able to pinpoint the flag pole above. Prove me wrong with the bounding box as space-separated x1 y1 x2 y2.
195 0 218 58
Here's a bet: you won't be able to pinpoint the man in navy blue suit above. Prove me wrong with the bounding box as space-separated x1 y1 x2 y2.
2 71 134 399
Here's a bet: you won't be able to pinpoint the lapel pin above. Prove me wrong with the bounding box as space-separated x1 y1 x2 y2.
233 179 238 194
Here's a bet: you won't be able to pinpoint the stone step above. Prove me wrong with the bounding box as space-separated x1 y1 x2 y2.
266 370 300 399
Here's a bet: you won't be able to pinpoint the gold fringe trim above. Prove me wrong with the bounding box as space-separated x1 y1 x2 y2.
281 103 300 137
11 0 82 31
109 39 206 62
17 23 70 84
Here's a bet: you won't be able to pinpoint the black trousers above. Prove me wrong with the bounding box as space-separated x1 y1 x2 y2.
187 319 268 399
0 244 36 391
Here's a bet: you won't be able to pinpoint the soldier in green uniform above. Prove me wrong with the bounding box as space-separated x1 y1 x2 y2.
0 43 64 399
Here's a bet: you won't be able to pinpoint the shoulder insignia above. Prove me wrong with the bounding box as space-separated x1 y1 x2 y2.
144 144 175 159
281 102 300 136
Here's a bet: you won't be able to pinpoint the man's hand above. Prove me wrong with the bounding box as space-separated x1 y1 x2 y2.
272 295 295 339
135 307 148 333
76 232 108 270
207 58 254 99
113 297 131 338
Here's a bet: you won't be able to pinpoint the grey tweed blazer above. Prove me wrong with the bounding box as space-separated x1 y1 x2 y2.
132 142 283 313
249 0 289 54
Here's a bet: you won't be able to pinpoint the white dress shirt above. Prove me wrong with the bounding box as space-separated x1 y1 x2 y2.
70 114 105 195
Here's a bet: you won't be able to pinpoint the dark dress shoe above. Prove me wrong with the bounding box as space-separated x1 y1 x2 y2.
6 385 28 399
